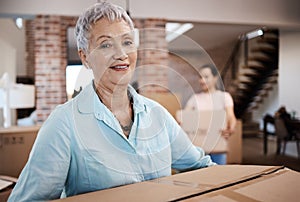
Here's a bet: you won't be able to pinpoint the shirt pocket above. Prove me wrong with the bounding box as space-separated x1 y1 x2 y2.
83 150 139 190
137 127 172 175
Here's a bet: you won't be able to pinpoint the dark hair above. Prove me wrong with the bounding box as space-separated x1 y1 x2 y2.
200 64 219 77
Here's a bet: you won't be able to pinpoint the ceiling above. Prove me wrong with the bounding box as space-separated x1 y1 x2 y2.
168 22 260 51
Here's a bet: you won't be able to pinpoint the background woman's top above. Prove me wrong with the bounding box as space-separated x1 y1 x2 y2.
185 90 233 110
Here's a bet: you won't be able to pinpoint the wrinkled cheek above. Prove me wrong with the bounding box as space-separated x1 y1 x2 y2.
89 59 111 81
129 52 138 65
89 51 111 67
93 68 110 83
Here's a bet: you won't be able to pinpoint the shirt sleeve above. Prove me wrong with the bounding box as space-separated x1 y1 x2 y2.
8 106 71 201
185 94 197 110
224 92 234 108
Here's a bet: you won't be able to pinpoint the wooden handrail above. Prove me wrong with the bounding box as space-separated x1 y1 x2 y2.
221 34 246 82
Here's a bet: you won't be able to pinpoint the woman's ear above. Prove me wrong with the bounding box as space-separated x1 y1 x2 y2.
78 49 90 69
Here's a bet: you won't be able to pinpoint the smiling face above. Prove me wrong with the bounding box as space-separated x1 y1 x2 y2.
79 18 137 88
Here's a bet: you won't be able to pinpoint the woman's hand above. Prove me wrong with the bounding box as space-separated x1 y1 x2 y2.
221 106 237 139
220 127 235 139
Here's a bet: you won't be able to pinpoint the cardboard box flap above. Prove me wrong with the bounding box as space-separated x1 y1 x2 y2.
161 165 283 187
182 168 300 202
234 168 300 202
155 165 284 201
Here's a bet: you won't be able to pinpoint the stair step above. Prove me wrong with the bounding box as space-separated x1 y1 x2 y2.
260 33 279 40
237 77 252 83
239 72 265 81
251 46 277 53
252 43 277 49
246 65 274 72
244 72 260 77
243 81 277 111
257 37 278 45
247 60 265 67
248 55 274 64
257 32 279 42
257 88 272 97
236 86 261 94
253 97 263 103
247 105 259 110
266 76 278 83
241 77 265 83
240 81 260 87
235 95 253 102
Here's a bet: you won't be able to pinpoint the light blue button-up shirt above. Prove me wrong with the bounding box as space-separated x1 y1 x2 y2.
8 82 215 201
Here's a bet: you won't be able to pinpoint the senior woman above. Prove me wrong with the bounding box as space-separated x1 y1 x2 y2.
8 2 215 201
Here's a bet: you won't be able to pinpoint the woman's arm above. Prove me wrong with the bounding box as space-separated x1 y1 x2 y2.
221 106 237 139
184 95 197 110
161 107 216 171
8 107 71 201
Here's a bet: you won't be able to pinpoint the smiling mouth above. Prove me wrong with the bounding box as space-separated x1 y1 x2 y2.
110 64 129 71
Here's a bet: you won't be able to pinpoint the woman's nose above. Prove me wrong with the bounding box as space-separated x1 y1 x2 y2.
113 45 128 60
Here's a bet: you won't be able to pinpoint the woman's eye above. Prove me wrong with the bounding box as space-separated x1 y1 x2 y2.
99 43 112 49
123 39 134 46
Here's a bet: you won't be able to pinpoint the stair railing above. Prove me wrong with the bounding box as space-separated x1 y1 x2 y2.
220 34 247 89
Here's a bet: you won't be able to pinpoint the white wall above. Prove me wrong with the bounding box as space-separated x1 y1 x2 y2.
251 30 300 127
279 30 300 117
0 0 299 27
252 84 279 129
0 39 16 82
279 31 300 158
0 18 26 77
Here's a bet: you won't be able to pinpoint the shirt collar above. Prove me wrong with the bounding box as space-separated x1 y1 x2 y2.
77 82 147 116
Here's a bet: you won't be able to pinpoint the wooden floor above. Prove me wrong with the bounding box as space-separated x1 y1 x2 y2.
241 136 300 172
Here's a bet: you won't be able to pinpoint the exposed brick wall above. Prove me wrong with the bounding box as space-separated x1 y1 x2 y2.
134 19 169 94
25 20 35 79
27 15 77 123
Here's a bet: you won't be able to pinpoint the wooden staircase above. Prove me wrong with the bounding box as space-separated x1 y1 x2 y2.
229 29 279 119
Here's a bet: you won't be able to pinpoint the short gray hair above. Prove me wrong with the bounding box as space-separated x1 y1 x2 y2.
75 1 134 53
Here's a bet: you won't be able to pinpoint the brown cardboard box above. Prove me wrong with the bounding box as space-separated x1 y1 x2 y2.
0 126 40 177
176 110 242 164
227 120 242 164
183 167 300 202
143 92 182 118
52 165 300 202
0 188 12 202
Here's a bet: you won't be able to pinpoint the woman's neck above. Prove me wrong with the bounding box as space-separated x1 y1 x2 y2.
202 87 217 94
93 81 130 112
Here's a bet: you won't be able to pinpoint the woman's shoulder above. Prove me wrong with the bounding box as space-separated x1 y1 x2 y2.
44 101 73 125
215 90 232 97
55 97 76 112
188 93 200 100
215 90 234 106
